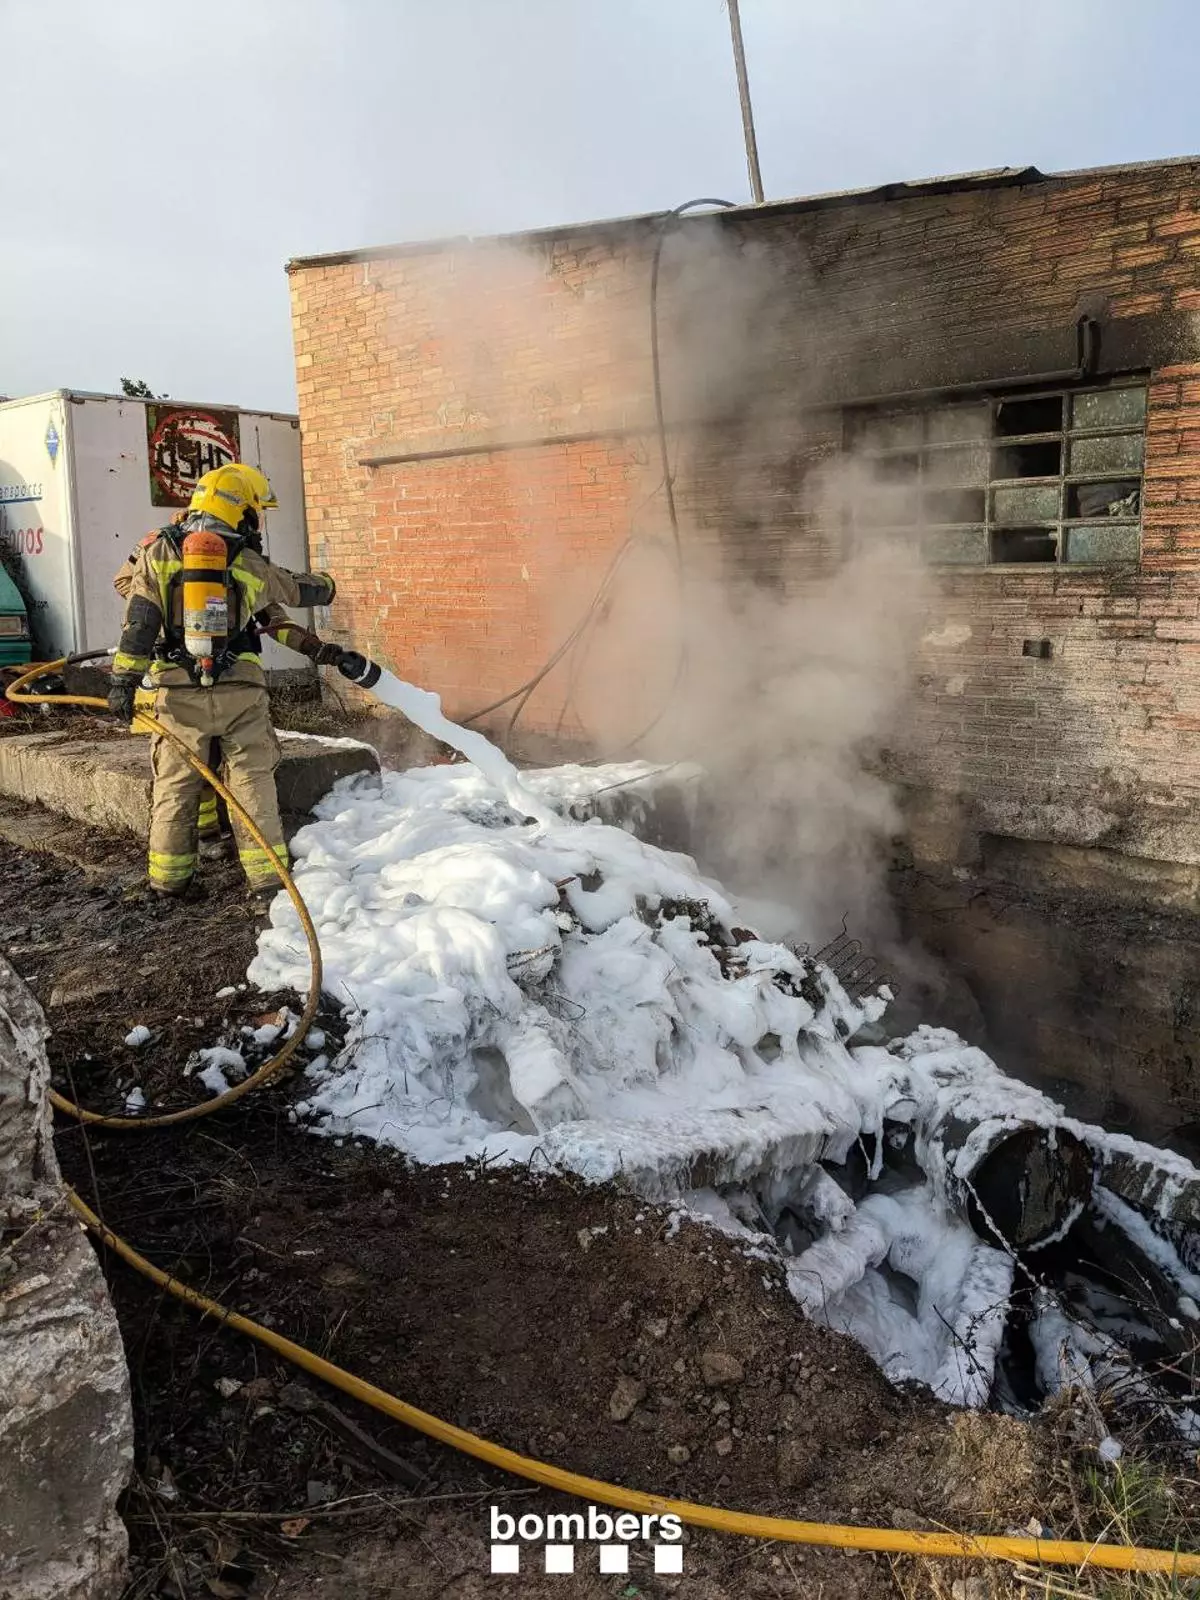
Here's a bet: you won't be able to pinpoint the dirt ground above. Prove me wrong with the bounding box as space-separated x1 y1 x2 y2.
58 1113 1048 1600
0 807 1181 1600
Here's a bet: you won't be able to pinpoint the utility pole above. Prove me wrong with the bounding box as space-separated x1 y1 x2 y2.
726 0 764 204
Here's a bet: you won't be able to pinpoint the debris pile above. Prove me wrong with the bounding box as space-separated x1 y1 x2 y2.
249 760 1200 1422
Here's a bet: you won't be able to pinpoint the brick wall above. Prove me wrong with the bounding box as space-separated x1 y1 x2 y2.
290 233 657 715
290 159 1200 864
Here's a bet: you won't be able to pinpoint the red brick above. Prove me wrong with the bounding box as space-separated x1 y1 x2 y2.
1114 243 1170 270
1153 211 1200 237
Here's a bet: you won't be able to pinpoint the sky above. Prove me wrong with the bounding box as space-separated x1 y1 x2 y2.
2 0 1198 414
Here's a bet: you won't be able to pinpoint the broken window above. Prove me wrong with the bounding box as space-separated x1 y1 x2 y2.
844 380 1147 567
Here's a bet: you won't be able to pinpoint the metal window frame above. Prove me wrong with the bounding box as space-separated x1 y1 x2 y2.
843 377 1148 569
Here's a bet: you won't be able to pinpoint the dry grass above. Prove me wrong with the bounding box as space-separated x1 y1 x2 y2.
267 678 376 739
894 1391 1200 1600
1033 1380 1200 1598
941 1412 1047 1527
1017 1450 1200 1599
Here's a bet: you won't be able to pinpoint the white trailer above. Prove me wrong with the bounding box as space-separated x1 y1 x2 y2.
0 390 313 675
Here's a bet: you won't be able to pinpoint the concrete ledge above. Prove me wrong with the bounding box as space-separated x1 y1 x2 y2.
897 780 1200 873
274 733 380 816
0 730 380 839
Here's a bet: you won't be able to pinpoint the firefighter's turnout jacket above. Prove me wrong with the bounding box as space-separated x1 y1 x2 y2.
112 538 330 843
112 539 329 663
114 515 336 894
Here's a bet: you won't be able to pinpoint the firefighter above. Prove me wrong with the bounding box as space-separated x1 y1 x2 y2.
114 512 224 845
108 463 359 902
112 510 345 852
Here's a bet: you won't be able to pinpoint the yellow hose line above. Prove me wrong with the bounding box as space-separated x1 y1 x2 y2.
15 663 1200 1579
4 659 323 1128
65 1189 1198 1578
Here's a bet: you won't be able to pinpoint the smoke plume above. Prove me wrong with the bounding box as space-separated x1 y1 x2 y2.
570 467 931 948
559 221 933 946
379 215 937 949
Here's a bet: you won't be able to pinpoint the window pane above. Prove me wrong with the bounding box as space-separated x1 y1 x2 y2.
1068 480 1140 518
993 440 1062 480
1065 524 1140 563
923 487 987 524
995 395 1063 437
926 527 987 565
875 452 920 484
856 412 923 450
846 380 1147 572
1069 433 1145 474
1072 388 1147 431
857 487 921 527
992 483 1059 522
991 528 1059 563
927 404 990 443
928 443 990 484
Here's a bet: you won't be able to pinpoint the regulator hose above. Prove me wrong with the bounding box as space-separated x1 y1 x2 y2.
10 662 1199 1579
4 658 323 1127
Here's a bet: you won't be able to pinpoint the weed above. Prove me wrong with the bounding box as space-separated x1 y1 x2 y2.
268 678 374 739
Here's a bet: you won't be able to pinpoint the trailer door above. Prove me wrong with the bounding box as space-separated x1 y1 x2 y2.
0 395 76 656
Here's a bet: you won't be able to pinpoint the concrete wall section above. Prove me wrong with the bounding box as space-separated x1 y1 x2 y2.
0 957 132 1600
0 731 381 840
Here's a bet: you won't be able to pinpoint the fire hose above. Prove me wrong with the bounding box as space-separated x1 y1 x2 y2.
6 658 323 1128
6 659 1200 1580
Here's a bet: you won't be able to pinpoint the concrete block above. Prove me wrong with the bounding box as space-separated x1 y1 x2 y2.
274 733 379 817
0 730 379 840
981 833 1200 912
0 958 133 1600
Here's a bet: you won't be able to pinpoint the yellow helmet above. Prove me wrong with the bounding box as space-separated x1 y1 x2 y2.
188 463 278 531
237 464 278 512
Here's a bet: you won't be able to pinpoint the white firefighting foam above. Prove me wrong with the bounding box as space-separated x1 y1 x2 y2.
245 697 1200 1416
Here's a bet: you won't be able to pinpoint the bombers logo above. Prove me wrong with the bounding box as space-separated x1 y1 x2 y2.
488 1504 684 1576
146 404 241 508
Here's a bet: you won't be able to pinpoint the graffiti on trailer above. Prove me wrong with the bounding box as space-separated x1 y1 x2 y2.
146 405 241 507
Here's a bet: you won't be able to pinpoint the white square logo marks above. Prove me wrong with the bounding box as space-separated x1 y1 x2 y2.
488 1540 683 1574
599 1544 629 1574
489 1544 519 1574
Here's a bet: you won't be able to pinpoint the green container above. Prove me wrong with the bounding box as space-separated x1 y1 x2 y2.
0 564 32 667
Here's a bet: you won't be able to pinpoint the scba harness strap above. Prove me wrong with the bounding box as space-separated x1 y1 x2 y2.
158 525 260 684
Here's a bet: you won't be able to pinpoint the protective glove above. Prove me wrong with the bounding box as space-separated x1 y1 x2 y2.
313 641 346 667
335 650 368 681
336 651 381 690
107 675 138 723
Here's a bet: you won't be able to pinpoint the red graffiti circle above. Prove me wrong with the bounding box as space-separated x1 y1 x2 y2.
149 411 240 505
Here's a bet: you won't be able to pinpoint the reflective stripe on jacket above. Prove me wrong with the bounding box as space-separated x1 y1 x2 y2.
113 521 334 686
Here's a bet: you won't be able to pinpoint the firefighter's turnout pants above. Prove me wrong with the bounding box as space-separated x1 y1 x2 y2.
198 785 221 838
113 519 336 894
148 684 286 893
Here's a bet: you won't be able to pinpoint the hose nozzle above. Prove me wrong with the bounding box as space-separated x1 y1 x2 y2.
336 651 382 690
